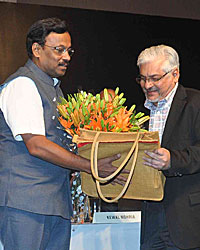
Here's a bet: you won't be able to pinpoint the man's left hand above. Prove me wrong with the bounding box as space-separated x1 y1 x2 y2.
143 148 171 170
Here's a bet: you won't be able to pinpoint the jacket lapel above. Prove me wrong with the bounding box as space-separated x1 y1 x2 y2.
161 84 187 147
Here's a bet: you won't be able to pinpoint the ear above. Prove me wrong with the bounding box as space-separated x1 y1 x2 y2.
32 43 42 58
173 68 180 83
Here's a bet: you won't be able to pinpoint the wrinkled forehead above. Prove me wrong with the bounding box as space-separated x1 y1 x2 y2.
139 56 167 75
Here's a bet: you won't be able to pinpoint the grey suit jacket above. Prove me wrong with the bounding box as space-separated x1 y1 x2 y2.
0 60 75 219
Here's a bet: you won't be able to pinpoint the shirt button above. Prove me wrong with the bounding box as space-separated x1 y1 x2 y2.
52 116 55 120
53 97 56 102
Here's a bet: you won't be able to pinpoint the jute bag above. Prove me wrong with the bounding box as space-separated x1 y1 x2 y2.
73 129 165 203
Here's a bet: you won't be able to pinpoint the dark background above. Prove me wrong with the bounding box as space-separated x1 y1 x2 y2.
1 2 200 108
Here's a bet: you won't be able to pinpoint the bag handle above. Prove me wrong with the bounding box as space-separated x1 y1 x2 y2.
90 131 140 203
90 131 140 182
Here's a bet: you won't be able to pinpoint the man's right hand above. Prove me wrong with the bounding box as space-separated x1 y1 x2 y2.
22 133 128 185
97 154 129 186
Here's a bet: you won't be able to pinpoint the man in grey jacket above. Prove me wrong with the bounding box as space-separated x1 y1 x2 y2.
0 17 123 250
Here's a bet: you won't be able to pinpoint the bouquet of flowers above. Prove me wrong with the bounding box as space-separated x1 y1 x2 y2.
57 87 149 135
57 88 163 204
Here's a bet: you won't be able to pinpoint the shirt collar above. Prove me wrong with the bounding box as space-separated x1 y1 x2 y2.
53 78 60 87
144 83 178 110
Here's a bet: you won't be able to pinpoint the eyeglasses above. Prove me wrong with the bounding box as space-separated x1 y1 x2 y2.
44 45 75 57
136 70 173 85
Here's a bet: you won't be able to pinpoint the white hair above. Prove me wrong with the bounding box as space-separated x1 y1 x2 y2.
137 45 180 72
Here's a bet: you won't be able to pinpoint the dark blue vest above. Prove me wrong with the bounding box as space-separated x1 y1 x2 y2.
0 59 77 219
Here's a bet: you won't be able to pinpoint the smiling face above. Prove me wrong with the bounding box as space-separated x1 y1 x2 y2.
32 32 72 78
139 56 179 104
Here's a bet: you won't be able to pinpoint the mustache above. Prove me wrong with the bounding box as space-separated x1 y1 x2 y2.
143 86 159 93
59 59 70 67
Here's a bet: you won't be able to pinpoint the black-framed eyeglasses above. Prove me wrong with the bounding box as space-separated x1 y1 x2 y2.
44 45 75 57
136 69 173 85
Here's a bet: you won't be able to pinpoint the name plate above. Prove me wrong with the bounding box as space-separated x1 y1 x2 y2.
92 211 141 224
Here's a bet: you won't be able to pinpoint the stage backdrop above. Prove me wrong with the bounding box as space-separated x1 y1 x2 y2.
0 2 200 107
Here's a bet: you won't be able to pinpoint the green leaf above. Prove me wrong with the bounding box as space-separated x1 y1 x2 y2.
129 104 136 112
119 98 126 105
135 112 144 119
82 105 86 116
78 93 84 101
78 98 82 106
116 128 122 132
71 97 77 108
115 87 119 95
58 96 68 105
101 119 105 129
95 94 101 101
68 102 73 110
110 125 115 130
96 100 100 111
118 93 124 99
109 111 119 118
100 99 104 108
90 104 94 111
67 94 72 102
66 107 72 115
104 88 109 103
86 109 90 117
113 96 119 106
75 102 79 110
129 125 140 131
106 122 109 131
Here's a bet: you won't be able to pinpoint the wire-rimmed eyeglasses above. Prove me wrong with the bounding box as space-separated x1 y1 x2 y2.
136 69 173 85
44 45 75 57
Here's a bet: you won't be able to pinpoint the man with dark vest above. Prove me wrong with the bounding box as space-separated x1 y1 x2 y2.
0 17 123 250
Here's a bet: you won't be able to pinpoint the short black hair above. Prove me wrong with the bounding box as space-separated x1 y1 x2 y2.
26 17 69 59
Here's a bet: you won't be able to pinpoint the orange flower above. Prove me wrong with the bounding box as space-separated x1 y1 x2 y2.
58 116 75 135
57 88 149 135
104 103 114 118
84 112 106 131
84 119 102 131
112 107 131 131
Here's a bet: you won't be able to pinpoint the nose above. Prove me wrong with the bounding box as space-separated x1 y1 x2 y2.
143 80 154 90
62 50 71 61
